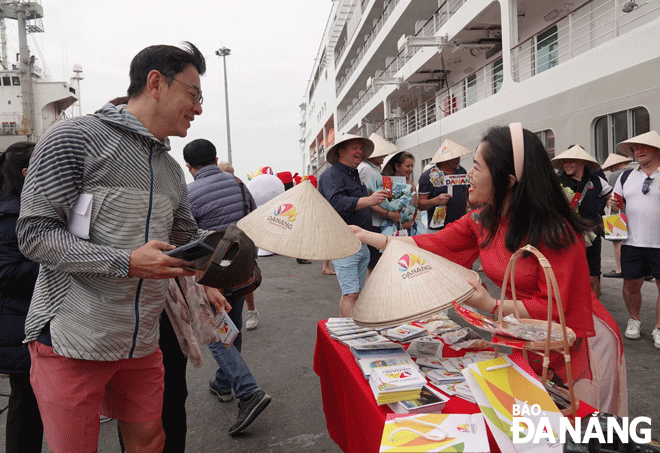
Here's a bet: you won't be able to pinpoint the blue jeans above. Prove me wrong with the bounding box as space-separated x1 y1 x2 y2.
207 295 259 400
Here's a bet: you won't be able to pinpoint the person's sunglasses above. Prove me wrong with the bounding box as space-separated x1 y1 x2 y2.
642 177 653 195
171 77 203 105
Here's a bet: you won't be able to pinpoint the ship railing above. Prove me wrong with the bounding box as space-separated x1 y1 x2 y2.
337 0 467 130
389 57 501 141
511 0 660 83
334 0 401 71
0 113 22 135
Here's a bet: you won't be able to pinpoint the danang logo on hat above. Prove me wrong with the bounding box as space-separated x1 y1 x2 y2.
398 253 432 279
265 203 298 232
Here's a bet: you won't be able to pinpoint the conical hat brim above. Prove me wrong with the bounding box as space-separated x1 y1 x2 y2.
616 131 660 157
430 139 471 164
551 145 600 171
368 132 398 158
601 154 632 171
237 180 360 260
326 134 374 164
381 151 409 176
351 239 478 328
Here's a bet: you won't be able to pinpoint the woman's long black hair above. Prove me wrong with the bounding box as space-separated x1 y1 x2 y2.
0 142 35 200
478 126 592 252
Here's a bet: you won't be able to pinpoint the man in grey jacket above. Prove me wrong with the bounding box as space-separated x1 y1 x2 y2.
184 138 271 435
17 42 225 453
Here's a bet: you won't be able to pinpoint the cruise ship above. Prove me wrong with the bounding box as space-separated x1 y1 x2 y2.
0 0 78 150
300 0 660 177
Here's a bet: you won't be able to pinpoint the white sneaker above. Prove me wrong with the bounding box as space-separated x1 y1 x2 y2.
652 328 660 349
245 310 259 330
625 318 641 339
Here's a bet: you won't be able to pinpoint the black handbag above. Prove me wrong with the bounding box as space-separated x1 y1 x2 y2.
194 224 261 299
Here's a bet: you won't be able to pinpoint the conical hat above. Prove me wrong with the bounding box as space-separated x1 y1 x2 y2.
381 151 408 176
246 174 285 207
601 153 632 172
551 145 600 172
368 132 398 159
616 130 660 157
326 134 374 165
237 179 360 260
430 139 472 164
351 239 478 328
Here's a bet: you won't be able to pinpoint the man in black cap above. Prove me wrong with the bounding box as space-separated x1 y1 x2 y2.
183 138 271 435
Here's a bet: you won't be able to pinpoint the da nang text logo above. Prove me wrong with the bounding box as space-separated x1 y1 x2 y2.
511 403 652 445
266 204 298 230
398 254 432 279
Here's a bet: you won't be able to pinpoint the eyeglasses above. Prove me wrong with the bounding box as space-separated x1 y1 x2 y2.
642 177 653 195
171 77 203 105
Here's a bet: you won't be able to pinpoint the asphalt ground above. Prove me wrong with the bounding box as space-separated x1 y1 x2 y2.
1 240 659 452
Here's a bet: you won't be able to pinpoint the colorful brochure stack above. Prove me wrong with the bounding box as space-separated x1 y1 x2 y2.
384 324 428 343
325 318 378 344
387 385 450 414
369 363 426 405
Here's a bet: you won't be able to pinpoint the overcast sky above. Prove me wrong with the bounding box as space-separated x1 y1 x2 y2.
8 0 332 182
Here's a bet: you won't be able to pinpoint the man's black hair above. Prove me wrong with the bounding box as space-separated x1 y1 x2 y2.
127 41 206 99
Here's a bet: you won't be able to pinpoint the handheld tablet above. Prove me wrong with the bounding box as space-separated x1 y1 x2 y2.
165 240 215 261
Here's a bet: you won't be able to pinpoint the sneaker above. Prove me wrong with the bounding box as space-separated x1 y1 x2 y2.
229 390 272 435
653 329 660 349
208 379 233 402
245 310 259 330
625 318 642 340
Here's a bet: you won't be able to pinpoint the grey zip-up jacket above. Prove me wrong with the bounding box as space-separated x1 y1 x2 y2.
17 103 208 361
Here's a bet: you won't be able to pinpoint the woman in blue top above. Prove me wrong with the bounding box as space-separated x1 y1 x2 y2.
0 142 43 453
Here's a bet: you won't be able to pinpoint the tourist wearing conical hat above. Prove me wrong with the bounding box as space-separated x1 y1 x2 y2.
358 133 397 276
552 145 612 298
417 139 471 232
607 131 660 348
601 153 633 279
319 135 388 316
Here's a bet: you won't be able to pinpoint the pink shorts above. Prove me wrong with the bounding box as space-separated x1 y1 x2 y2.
29 341 164 453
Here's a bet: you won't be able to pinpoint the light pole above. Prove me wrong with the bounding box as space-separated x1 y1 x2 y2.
216 47 232 165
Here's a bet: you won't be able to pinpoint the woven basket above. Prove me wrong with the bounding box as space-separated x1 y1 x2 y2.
495 244 577 417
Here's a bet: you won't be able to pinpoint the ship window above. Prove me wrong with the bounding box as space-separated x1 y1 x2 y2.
535 129 555 159
12 76 20 86
421 158 432 169
2 76 9 86
593 107 650 162
536 25 558 74
492 58 503 94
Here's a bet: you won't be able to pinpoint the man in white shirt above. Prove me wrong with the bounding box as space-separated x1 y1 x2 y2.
357 133 397 275
609 131 660 348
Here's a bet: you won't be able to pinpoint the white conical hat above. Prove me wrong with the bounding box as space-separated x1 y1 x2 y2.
351 239 478 328
616 130 660 157
430 139 472 164
246 174 285 207
601 153 632 172
237 179 360 260
368 132 398 159
551 145 600 171
326 134 374 165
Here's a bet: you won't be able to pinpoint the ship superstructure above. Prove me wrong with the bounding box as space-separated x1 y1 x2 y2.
0 0 77 150
301 0 660 177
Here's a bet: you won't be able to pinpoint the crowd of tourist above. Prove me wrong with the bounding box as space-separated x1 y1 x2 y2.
1 37 659 452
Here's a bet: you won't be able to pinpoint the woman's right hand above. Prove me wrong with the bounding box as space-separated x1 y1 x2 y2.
348 225 366 243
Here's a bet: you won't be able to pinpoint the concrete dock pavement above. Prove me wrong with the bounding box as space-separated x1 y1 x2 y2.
1 240 659 451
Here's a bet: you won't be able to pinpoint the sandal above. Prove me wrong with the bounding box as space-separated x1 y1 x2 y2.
322 268 336 275
603 270 623 278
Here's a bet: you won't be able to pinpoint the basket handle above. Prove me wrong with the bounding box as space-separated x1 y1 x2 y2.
496 244 576 416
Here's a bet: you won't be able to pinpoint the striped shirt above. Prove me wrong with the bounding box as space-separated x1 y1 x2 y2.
17 103 208 361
